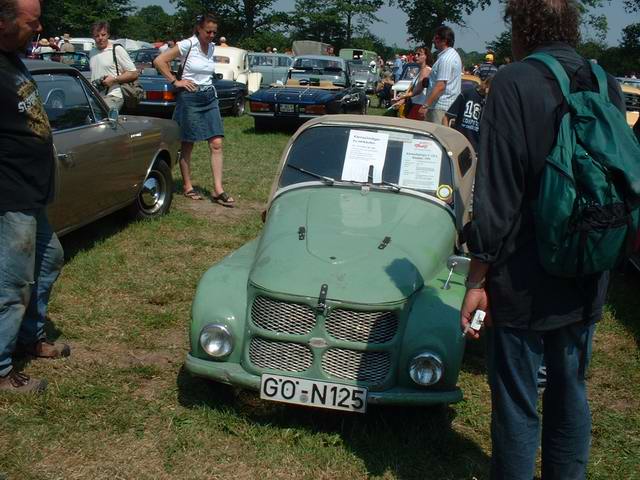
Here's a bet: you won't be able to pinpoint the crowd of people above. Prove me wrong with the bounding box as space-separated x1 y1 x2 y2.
2 0 640 479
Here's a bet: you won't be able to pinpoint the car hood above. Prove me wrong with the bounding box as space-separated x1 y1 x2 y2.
249 87 339 104
249 186 456 305
392 80 411 91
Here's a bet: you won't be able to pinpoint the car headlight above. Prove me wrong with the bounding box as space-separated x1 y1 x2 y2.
409 352 443 386
199 324 233 358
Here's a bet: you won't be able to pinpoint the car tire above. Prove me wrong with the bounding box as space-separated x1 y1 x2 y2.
232 93 245 116
254 117 268 132
128 159 173 220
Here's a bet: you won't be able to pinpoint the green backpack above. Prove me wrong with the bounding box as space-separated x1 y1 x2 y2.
526 52 640 277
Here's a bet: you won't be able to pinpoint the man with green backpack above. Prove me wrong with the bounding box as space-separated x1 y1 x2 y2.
460 0 640 478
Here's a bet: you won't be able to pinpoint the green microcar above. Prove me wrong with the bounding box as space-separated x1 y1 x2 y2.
186 115 476 413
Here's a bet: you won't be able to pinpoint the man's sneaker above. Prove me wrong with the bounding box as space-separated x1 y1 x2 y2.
25 340 71 359
0 370 47 394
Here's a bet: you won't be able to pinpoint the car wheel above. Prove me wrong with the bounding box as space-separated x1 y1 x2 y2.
232 93 245 116
361 98 369 115
47 92 65 109
254 117 268 132
129 159 173 220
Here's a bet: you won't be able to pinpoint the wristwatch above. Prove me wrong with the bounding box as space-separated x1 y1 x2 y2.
464 278 486 289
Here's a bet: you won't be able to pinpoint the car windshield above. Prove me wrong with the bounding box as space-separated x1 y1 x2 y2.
293 58 344 73
401 64 420 81
214 56 230 64
39 52 90 71
131 50 158 63
279 125 455 202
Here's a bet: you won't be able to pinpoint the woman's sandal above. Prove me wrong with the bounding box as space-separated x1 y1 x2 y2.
184 189 203 200
211 191 235 206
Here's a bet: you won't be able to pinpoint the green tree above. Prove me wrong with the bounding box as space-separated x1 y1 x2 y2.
289 0 383 48
391 0 491 45
485 30 512 64
120 6 175 42
41 0 133 37
172 0 280 42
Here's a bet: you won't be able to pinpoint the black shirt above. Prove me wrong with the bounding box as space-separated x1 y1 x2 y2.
446 87 485 154
0 51 54 212
465 43 626 330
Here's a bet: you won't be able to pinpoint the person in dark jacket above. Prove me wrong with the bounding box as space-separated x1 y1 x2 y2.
460 0 626 478
0 0 70 395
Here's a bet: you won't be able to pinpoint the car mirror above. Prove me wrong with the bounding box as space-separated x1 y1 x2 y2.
442 255 471 290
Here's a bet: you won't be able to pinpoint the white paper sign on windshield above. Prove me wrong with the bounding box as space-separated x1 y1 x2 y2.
341 130 389 183
398 139 442 191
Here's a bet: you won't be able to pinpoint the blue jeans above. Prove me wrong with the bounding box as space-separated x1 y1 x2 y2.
0 209 64 376
487 323 595 480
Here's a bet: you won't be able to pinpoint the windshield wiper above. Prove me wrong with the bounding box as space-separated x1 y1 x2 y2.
287 164 335 185
375 180 402 192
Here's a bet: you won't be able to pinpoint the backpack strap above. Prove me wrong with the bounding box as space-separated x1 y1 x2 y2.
525 52 570 98
588 61 610 102
112 43 122 76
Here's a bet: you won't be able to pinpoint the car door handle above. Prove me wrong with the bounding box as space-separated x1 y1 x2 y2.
57 152 75 168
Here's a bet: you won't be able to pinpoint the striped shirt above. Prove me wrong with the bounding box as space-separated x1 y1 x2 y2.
427 47 462 111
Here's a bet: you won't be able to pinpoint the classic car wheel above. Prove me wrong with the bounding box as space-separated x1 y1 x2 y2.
254 117 269 132
129 160 173 220
232 93 245 116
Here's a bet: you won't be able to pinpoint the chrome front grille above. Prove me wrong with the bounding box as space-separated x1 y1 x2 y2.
251 296 316 335
249 337 313 372
322 348 391 384
326 309 398 343
625 92 640 111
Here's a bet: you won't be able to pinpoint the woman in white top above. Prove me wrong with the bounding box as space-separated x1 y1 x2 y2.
154 14 234 205
393 46 433 120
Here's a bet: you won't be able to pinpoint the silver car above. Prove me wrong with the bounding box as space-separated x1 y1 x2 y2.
26 60 180 235
248 52 293 88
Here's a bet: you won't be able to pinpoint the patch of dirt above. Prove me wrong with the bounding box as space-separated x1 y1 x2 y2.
68 340 181 370
175 195 265 222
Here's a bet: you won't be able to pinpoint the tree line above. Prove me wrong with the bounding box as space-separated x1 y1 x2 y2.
41 0 639 75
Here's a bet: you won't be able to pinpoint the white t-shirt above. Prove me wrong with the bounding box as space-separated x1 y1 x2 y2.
177 35 215 86
89 42 137 98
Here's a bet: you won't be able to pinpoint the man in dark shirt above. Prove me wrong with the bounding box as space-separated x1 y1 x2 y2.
442 69 495 154
0 0 69 394
460 1 625 478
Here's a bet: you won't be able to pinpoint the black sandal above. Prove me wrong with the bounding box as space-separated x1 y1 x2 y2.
211 191 235 205
184 189 203 200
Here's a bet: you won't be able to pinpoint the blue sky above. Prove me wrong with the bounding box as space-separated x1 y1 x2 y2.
135 0 634 52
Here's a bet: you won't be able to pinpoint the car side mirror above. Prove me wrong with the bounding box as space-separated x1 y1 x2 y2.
442 255 471 290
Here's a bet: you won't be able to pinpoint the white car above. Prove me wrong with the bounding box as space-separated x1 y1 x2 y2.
214 46 262 94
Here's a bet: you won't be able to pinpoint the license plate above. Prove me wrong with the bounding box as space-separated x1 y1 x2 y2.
260 374 367 413
279 103 295 113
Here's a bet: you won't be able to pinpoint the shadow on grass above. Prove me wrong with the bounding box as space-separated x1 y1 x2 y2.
176 367 490 479
59 209 131 263
607 270 640 347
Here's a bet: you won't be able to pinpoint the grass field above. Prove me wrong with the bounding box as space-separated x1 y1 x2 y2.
1 108 639 480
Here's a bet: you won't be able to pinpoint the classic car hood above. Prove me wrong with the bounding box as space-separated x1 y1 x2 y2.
249 187 456 305
249 87 339 104
392 80 411 92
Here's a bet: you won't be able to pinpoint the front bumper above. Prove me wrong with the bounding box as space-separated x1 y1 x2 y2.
185 354 463 406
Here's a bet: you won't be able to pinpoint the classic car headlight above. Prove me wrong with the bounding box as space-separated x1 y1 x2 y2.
199 324 233 358
409 352 443 386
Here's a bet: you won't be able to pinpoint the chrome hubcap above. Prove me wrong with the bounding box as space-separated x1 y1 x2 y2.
140 173 165 213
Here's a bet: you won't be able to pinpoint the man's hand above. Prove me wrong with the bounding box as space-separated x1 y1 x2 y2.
102 75 118 87
460 288 491 340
